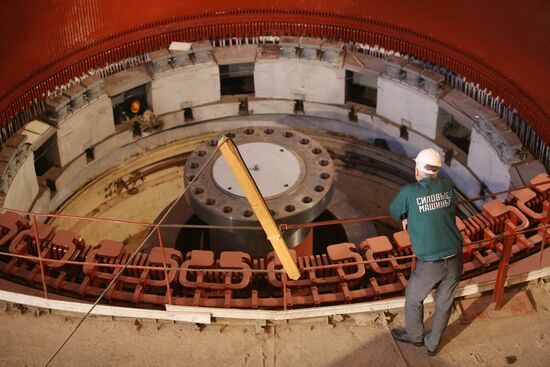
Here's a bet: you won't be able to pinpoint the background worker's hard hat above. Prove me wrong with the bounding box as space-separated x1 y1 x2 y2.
414 148 441 173
130 99 141 114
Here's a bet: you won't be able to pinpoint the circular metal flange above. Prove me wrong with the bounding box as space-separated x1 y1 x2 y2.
184 127 334 254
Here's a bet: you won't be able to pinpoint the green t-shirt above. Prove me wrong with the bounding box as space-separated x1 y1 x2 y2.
389 176 463 261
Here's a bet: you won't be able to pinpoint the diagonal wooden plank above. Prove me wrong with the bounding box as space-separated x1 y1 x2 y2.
217 136 300 280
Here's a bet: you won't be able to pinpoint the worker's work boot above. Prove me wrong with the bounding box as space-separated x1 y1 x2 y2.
391 329 424 346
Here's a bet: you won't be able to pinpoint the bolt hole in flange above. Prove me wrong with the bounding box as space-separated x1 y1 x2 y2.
319 160 329 166
196 150 206 157
302 196 313 203
320 173 330 179
244 128 254 135
194 187 204 195
222 206 233 213
285 205 296 212
314 185 325 192
206 198 216 205
264 128 274 134
243 210 253 217
208 139 218 147
190 162 199 169
312 148 322 154
283 131 293 138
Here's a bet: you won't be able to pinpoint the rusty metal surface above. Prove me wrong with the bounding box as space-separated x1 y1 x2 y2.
1 174 550 310
0 1 548 142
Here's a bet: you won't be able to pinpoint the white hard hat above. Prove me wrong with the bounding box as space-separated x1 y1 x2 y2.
414 148 442 174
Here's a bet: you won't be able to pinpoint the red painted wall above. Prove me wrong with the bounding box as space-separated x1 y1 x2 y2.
0 1 548 138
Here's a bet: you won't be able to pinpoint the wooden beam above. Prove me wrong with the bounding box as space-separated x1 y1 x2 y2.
217 136 301 280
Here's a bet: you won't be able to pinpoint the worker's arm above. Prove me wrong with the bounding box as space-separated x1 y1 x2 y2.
389 188 409 222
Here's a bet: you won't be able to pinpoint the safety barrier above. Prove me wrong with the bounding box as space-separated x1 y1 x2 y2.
1 173 549 312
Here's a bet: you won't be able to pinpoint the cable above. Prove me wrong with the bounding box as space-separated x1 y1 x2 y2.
43 143 222 367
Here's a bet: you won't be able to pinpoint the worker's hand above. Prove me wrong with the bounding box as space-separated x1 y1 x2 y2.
401 219 408 231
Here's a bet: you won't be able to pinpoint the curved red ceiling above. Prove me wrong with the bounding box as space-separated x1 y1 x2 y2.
0 1 548 135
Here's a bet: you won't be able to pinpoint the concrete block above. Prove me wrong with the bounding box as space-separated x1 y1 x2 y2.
344 52 387 76
103 65 151 97
21 120 56 152
376 76 443 139
192 102 240 122
248 100 295 115
257 44 281 60
467 126 511 199
254 59 345 105
3 153 39 211
47 95 115 167
150 63 221 115
213 44 257 65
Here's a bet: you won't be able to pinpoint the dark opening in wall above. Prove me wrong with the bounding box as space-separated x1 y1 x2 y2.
219 63 255 95
443 118 471 154
33 135 56 177
184 107 194 122
294 100 304 114
400 125 409 140
112 85 148 124
345 70 377 108
85 147 95 162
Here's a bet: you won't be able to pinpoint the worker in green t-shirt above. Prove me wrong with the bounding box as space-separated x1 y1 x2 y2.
389 148 463 356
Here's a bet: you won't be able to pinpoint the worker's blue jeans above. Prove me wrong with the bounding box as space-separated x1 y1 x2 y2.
404 254 463 350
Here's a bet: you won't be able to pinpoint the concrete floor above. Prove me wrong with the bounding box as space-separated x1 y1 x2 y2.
1 281 549 367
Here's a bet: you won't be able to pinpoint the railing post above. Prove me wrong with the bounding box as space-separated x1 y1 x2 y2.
156 227 173 305
282 272 287 311
493 220 515 310
31 214 48 299
537 201 550 269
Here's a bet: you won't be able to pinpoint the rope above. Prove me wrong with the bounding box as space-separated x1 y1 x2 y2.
43 144 222 367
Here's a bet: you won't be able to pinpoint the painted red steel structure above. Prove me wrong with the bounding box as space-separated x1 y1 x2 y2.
0 173 549 310
0 1 548 141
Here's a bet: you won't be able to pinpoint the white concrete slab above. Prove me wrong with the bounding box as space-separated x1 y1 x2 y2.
150 63 220 115
254 59 345 105
3 153 39 211
213 44 258 65
21 120 56 151
47 95 115 167
103 65 151 97
376 76 445 139
468 126 511 199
